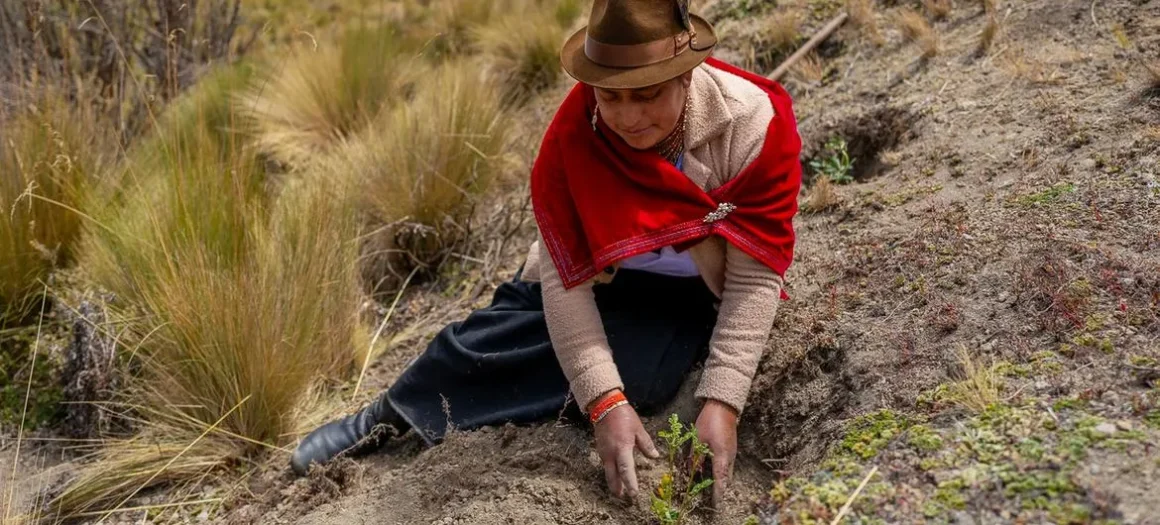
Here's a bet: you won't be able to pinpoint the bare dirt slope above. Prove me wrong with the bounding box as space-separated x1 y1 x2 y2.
223 0 1160 523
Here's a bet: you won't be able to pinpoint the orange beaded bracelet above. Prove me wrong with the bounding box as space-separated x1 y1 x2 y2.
588 391 628 425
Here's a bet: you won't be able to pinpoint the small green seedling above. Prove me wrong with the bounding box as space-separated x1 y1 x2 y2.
651 414 714 525
809 136 856 184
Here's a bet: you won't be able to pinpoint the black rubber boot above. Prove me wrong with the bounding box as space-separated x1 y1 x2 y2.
290 390 407 476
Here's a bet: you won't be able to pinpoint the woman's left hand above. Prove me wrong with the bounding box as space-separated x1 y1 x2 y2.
695 399 739 508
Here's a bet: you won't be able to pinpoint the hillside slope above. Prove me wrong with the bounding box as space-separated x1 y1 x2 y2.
224 0 1160 523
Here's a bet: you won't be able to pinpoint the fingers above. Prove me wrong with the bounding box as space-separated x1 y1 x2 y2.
602 457 623 498
709 447 733 508
635 428 660 459
616 447 639 498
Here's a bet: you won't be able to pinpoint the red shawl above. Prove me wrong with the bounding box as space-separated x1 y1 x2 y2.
531 58 801 292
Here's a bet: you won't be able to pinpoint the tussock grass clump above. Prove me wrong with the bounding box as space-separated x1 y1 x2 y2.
0 93 110 324
896 9 941 59
61 66 365 517
922 0 952 20
333 60 512 293
978 15 1000 55
243 26 425 168
847 0 885 46
803 176 841 213
473 9 566 105
1144 60 1160 91
944 346 1003 413
789 53 826 88
763 12 802 54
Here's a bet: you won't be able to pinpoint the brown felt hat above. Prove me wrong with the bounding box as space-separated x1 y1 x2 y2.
561 0 718 90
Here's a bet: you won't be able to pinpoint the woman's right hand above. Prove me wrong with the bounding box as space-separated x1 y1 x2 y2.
593 400 660 499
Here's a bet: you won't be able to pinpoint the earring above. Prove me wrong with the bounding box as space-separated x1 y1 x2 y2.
591 105 599 132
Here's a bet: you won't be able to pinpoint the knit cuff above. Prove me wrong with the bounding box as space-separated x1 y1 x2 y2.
570 361 625 411
694 364 753 414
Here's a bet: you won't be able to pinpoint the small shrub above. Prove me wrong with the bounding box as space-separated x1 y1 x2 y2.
847 0 886 46
896 8 940 58
651 415 714 525
809 136 856 184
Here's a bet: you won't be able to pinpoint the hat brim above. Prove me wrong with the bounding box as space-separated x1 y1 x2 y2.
560 14 718 90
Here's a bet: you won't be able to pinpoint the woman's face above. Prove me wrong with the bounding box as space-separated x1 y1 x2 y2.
594 72 692 150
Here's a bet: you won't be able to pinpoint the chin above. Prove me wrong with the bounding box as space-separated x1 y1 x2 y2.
619 132 660 150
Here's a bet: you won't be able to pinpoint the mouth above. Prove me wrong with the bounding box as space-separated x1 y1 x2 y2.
621 127 652 137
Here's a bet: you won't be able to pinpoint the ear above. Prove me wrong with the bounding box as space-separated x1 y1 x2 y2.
679 71 694 88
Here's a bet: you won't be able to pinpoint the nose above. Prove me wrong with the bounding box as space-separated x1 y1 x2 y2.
618 102 645 130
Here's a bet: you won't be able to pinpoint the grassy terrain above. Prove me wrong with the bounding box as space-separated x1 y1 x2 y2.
1 0 578 520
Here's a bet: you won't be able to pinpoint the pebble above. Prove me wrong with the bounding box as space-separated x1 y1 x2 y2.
1094 422 1118 436
1080 158 1098 170
1101 390 1121 405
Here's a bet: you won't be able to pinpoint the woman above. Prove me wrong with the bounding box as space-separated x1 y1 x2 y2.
291 0 802 506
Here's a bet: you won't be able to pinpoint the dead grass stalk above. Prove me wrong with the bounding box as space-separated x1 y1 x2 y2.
945 345 1002 413
896 9 941 59
847 0 885 46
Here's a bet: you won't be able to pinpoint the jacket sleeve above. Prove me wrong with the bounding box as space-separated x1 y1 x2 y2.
694 248 782 413
538 234 623 411
694 87 783 414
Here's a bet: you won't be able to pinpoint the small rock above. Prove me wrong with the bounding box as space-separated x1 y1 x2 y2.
1034 380 1050 391
1101 391 1121 405
997 291 1010 302
1080 158 1097 170
981 340 997 352
1094 422 1117 436
1116 420 1134 431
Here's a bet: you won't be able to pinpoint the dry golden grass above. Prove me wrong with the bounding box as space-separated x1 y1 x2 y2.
63 64 366 517
802 176 841 213
978 15 1000 54
242 26 426 169
944 345 1003 413
896 8 941 59
764 12 801 53
999 48 1064 85
0 90 110 324
473 8 566 104
922 0 952 20
1143 59 1160 89
328 60 513 293
847 0 885 46
789 53 826 87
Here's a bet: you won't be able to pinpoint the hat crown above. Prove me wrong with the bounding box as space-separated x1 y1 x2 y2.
586 0 689 46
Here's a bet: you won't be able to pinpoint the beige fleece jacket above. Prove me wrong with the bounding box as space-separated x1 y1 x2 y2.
520 64 786 414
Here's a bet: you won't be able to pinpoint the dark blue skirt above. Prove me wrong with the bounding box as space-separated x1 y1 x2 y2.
386 269 720 444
